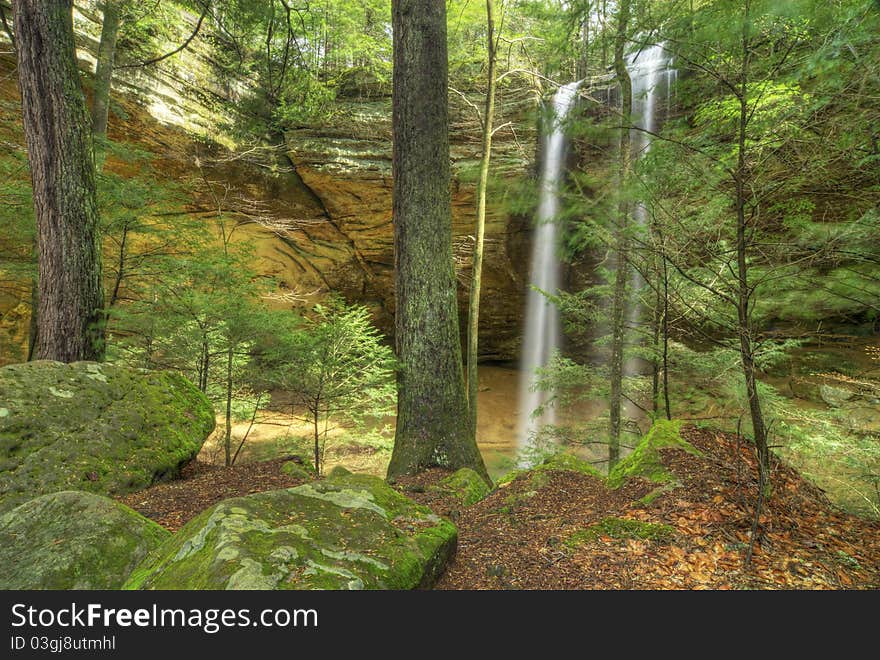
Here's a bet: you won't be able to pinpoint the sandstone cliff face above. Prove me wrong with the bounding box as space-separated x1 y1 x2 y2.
286 82 538 358
0 2 539 362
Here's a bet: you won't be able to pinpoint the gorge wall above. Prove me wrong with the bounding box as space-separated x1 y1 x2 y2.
0 1 541 363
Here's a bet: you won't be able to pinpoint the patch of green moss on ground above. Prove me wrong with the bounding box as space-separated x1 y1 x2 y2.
565 517 676 547
638 482 680 506
497 452 603 487
607 419 702 489
125 473 456 590
430 468 492 506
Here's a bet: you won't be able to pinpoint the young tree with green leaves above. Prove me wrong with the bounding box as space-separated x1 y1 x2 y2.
265 299 397 476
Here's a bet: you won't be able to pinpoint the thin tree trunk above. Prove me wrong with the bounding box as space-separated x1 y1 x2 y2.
26 275 37 361
108 222 127 309
91 0 121 162
734 0 770 486
651 260 662 416
661 248 671 420
224 344 234 467
466 0 498 442
313 408 321 476
608 0 632 466
199 338 209 392
608 239 628 465
14 0 105 363
576 2 590 79
388 0 489 482
651 222 671 420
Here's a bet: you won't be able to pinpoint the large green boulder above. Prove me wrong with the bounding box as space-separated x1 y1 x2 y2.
0 361 215 512
125 474 457 590
0 491 169 589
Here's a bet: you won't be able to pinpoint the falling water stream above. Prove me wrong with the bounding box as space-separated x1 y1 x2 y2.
517 81 582 453
516 46 677 457
625 44 677 377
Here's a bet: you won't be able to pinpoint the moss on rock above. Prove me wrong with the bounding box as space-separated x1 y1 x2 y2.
0 491 169 589
124 473 456 590
0 361 215 512
281 460 315 480
607 420 702 489
430 467 492 506
565 517 676 547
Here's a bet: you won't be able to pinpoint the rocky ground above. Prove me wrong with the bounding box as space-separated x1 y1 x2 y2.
115 424 880 589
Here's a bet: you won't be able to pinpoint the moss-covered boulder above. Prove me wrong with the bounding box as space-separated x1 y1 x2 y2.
607 419 702 488
0 491 169 589
0 361 215 512
497 451 603 487
430 468 492 506
124 473 457 590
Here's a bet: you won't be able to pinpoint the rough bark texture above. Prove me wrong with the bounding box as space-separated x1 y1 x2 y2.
14 0 104 362
608 0 632 466
387 0 488 482
91 0 120 144
466 0 498 441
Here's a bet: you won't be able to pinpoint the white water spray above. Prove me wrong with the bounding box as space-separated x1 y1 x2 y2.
624 43 677 377
516 81 582 454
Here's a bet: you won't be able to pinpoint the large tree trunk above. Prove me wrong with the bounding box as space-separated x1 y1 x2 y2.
387 0 489 482
466 0 498 442
608 0 632 466
14 0 105 363
91 0 121 161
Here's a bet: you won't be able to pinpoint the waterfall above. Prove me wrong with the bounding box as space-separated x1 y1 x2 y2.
624 43 677 377
516 81 582 454
627 43 676 161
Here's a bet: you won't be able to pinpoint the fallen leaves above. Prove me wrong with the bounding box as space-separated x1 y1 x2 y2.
424 426 880 590
116 456 309 532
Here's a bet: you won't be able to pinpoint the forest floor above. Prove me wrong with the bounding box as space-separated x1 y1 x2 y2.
117 426 880 589
117 457 309 532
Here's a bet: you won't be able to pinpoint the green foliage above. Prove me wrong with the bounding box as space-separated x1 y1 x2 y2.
0 144 35 304
565 517 676 547
262 297 397 475
607 419 701 488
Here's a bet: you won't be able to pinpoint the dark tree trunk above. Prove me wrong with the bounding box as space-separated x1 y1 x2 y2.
26 274 38 361
14 0 105 363
387 0 488 482
224 345 234 467
91 0 121 158
608 0 632 466
661 248 671 420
